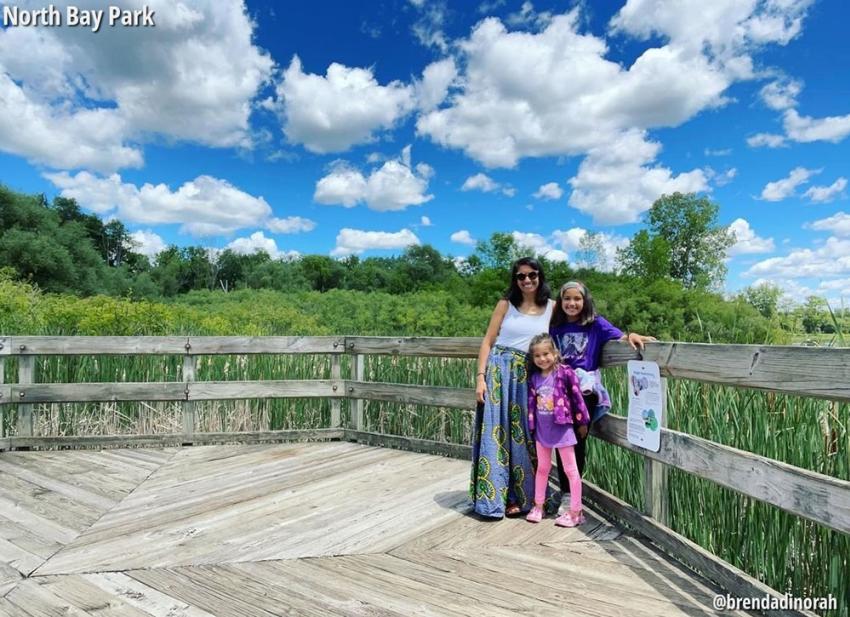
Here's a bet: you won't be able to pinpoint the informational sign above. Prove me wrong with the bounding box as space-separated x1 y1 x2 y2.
626 360 663 452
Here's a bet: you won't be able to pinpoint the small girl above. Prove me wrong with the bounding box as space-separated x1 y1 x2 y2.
525 333 590 527
549 281 655 479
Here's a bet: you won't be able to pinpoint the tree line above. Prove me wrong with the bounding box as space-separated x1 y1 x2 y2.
0 184 840 341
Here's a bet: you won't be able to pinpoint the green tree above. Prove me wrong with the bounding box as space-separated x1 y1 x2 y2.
740 283 783 319
619 193 734 289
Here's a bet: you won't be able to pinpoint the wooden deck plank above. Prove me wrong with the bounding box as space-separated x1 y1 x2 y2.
0 443 766 616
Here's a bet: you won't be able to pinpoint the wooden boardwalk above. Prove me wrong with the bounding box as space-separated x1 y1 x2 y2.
0 442 744 616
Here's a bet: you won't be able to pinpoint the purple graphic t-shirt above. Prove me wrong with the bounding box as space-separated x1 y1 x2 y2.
549 316 623 371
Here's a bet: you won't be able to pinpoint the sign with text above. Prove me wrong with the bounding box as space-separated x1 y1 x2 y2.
626 360 662 452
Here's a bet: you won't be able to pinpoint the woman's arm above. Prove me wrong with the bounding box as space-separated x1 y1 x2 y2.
476 300 509 403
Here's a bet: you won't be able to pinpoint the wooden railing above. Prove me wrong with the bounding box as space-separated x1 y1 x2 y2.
0 335 848 608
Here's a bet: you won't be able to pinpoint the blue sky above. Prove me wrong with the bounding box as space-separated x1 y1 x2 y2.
1 0 849 301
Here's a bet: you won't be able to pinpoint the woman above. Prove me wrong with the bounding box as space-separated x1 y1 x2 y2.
470 257 555 518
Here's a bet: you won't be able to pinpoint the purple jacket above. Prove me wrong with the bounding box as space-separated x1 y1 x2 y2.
527 364 590 432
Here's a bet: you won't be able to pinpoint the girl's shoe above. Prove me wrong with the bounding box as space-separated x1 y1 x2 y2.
555 510 585 527
525 505 543 523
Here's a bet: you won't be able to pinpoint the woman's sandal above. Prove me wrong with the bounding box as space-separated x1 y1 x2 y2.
505 503 522 517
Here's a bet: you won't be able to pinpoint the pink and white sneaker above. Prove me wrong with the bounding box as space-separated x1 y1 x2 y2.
555 510 585 527
525 505 543 523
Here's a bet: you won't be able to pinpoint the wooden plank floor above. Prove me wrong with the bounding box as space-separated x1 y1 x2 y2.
0 442 745 616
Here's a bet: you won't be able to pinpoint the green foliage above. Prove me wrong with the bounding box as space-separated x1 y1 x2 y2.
619 192 734 289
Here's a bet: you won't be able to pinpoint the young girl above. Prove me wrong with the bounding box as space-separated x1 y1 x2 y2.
549 281 655 479
525 333 589 527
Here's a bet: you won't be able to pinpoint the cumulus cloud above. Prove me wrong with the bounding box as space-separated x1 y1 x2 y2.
226 231 299 260
568 131 708 224
746 237 850 279
450 230 477 245
747 133 787 148
0 1 273 171
461 173 500 192
314 146 434 211
277 56 416 153
533 182 563 200
511 232 568 262
266 216 317 234
809 212 850 236
759 167 818 201
330 228 420 257
550 227 628 271
420 216 433 226
129 230 167 259
760 78 802 111
417 11 733 169
727 218 774 256
783 109 850 144
803 178 847 203
415 58 457 111
44 171 291 237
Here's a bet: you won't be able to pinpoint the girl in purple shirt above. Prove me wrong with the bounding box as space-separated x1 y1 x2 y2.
549 281 655 482
524 333 589 527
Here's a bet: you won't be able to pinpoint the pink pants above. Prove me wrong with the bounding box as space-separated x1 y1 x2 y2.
535 442 582 513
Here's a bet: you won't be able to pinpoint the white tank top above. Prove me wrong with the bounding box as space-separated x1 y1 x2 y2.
494 299 554 352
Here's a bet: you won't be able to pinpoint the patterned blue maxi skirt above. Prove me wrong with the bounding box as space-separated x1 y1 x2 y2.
469 345 538 518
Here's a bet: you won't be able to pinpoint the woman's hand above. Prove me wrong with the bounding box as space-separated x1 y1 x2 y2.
476 373 487 403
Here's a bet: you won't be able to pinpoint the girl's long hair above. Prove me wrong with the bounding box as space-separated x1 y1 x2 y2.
504 257 551 308
527 333 561 375
550 280 597 327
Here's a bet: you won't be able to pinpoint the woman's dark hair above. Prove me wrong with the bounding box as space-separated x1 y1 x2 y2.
504 257 550 308
550 280 597 327
527 333 560 375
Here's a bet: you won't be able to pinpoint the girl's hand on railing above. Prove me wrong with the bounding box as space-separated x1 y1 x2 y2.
625 333 656 350
476 374 487 403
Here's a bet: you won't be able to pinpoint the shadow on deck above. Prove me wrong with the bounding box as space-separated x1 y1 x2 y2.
0 442 743 616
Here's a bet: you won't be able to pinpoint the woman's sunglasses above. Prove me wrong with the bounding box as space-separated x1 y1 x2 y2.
515 271 539 281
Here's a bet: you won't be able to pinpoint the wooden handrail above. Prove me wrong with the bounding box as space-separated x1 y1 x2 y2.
0 335 848 538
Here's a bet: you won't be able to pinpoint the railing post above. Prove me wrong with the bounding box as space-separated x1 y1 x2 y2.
182 354 197 439
330 354 341 428
350 354 364 430
16 355 35 437
0 357 5 438
644 376 669 525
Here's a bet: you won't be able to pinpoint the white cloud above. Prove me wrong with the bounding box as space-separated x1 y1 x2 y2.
226 231 296 260
420 216 433 226
277 56 415 153
410 0 449 52
417 11 732 169
461 173 500 192
704 148 732 156
266 216 317 234
760 78 802 111
129 230 167 259
809 212 850 236
330 228 420 257
511 231 568 262
45 171 277 237
747 132 787 148
416 58 457 111
314 146 434 211
450 230 476 245
568 130 709 224
759 167 818 201
803 178 847 203
783 109 850 144
533 182 563 200
727 218 774 256
550 227 628 271
746 237 850 279
0 1 273 171
711 167 737 187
